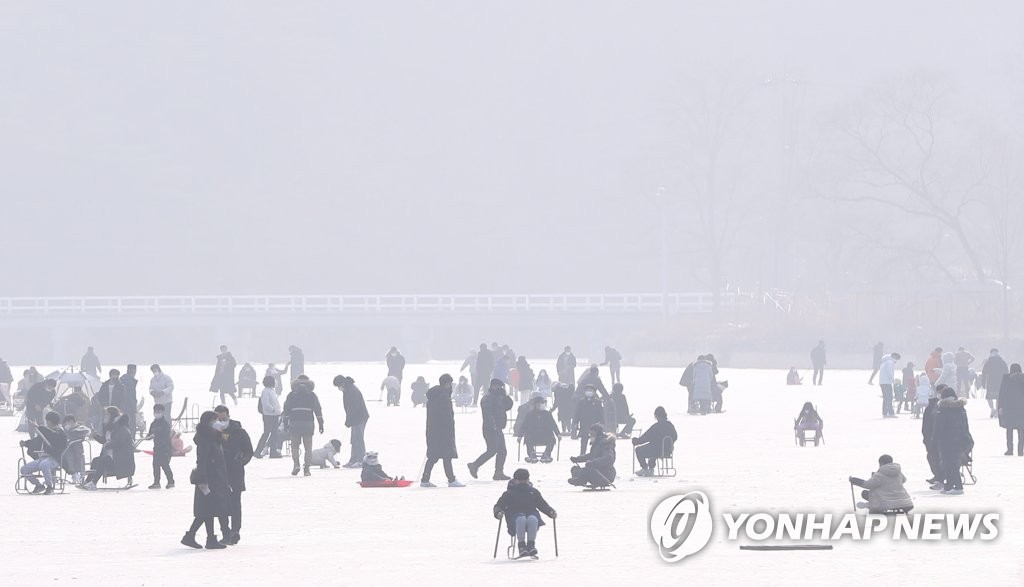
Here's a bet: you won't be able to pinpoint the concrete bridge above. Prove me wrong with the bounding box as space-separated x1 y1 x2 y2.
0 292 761 364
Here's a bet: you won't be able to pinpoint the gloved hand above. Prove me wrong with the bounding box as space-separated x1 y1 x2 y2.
631 438 639 446
319 425 324 434
569 456 579 464
493 509 503 520
550 510 557 519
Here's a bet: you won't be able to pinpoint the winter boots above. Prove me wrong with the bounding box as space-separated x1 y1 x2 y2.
181 533 203 549
493 471 511 481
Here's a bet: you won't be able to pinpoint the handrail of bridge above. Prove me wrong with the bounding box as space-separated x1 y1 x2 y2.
0 293 742 315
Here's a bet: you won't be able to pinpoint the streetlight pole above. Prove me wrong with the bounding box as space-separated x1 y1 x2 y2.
655 186 668 319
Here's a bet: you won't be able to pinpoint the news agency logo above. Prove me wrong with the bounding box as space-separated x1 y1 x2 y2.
651 491 1000 563
649 491 714 562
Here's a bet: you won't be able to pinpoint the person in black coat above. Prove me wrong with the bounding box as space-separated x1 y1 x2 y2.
633 406 678 475
569 424 617 487
386 347 406 382
556 346 577 385
610 383 635 438
602 346 622 385
82 406 136 490
422 374 464 487
552 382 575 434
468 379 515 481
210 346 238 406
493 469 557 557
933 387 972 493
25 379 57 431
147 403 174 489
922 393 942 484
91 370 125 431
334 375 370 467
474 344 495 406
182 411 231 550
981 350 1009 418
999 364 1024 455
214 405 253 545
282 375 324 477
518 395 561 463
572 386 605 456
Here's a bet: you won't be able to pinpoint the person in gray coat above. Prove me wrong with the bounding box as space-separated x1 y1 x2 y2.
691 356 714 415
981 349 1009 419
849 454 913 514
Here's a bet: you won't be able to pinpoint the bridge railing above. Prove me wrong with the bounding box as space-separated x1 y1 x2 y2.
0 293 734 315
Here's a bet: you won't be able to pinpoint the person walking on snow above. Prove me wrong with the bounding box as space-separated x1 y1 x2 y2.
282 375 324 477
468 379 514 481
421 374 464 488
810 341 826 386
878 352 901 418
980 349 1008 419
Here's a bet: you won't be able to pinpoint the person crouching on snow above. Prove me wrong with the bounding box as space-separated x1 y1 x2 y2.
849 454 913 514
493 468 557 558
311 439 342 469
360 451 400 484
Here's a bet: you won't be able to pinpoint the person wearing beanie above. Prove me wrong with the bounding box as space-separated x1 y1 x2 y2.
493 468 557 558
849 454 913 514
468 379 514 481
568 423 617 488
571 384 605 455
931 386 972 494
421 374 464 487
632 406 678 476
518 394 561 463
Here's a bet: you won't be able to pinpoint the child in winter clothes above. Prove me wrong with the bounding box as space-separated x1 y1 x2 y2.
61 414 90 484
493 468 557 558
170 430 192 457
914 373 932 418
147 403 174 489
360 452 400 483
311 439 343 469
894 379 906 414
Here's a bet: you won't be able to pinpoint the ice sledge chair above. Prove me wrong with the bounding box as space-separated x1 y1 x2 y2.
82 438 143 490
961 450 977 486
15 440 78 495
171 398 199 434
630 432 677 478
238 379 258 399
517 436 560 463
795 417 824 447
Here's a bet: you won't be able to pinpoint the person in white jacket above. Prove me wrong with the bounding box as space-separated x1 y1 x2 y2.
878 353 901 418
934 352 958 391
914 372 932 418
149 365 174 422
254 376 284 458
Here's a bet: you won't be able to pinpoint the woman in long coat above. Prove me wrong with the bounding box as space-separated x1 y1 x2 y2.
999 364 1024 456
420 375 463 487
181 411 231 549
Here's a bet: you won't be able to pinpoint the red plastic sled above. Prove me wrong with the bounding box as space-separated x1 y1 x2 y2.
358 479 413 488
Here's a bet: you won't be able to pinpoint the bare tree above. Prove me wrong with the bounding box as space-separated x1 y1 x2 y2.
830 73 989 282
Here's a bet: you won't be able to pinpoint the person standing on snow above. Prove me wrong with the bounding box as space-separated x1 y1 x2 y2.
878 352 901 418
602 346 623 385
386 347 406 383
474 343 495 407
954 346 976 398
571 385 605 456
868 342 884 385
181 411 230 550
80 346 102 377
288 345 305 378
210 346 238 406
254 376 284 459
421 374 464 488
213 405 253 545
556 346 577 385
810 341 826 386
998 364 1024 456
924 347 943 385
282 375 324 477
981 349 1009 419
149 364 174 423
335 375 369 467
468 379 514 481
932 387 972 494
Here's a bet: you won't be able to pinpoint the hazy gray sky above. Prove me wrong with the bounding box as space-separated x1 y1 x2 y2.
2 2 1020 296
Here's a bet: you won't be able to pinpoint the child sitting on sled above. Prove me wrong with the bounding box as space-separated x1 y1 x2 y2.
360 451 401 484
493 468 557 558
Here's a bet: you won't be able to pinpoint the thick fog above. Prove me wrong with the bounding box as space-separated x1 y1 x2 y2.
1 2 1022 361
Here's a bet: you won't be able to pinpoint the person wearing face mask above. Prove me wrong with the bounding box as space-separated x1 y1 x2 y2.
518 394 561 463
468 379 515 481
212 405 253 545
91 370 125 432
568 424 617 488
81 406 136 490
571 385 605 456
182 411 231 550
20 411 68 494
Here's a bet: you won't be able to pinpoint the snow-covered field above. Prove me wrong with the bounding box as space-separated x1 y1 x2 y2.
2 363 1021 586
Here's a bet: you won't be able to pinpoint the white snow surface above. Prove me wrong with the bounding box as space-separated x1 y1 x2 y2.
2 363 1021 586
